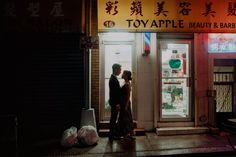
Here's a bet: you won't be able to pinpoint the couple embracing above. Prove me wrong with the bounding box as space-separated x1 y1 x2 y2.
108 63 135 141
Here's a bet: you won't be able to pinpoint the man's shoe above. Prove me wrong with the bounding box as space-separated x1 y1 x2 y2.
113 136 121 140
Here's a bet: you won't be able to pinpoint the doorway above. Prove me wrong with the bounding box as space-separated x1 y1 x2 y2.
100 33 136 121
157 34 194 122
214 59 236 128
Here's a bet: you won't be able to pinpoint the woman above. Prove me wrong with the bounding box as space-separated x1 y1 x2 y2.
118 70 135 140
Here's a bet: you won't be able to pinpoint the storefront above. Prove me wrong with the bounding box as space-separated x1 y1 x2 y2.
96 0 236 132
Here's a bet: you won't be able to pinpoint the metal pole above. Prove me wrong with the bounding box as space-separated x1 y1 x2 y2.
80 0 96 129
84 0 91 109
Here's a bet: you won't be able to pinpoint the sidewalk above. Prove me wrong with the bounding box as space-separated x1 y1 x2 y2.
29 132 236 157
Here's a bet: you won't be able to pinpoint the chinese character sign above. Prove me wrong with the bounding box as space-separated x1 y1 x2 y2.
2 0 84 33
98 0 236 33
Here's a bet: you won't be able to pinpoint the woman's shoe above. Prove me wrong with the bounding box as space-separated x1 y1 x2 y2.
130 130 136 136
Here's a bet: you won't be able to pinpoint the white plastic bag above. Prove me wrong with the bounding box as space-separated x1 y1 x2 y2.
77 125 99 146
60 126 78 147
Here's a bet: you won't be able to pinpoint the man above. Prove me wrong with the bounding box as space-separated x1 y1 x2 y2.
108 63 121 141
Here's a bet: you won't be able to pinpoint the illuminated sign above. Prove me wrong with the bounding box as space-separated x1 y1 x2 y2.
98 0 236 33
208 34 236 53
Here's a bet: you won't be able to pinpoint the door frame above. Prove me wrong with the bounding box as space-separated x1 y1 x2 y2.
99 33 137 121
156 33 194 122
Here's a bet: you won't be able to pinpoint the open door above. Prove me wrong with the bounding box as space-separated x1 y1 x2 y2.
100 33 136 121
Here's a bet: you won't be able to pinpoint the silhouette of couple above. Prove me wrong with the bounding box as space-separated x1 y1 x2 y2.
108 63 135 141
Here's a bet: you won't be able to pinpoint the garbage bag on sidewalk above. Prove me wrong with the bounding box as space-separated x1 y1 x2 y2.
77 125 99 146
60 126 78 147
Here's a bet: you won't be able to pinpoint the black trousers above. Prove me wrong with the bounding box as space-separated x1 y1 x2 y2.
109 105 119 137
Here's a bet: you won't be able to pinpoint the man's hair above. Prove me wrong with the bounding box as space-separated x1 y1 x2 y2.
112 63 121 71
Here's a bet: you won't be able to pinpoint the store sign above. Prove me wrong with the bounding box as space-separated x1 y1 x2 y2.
98 0 236 33
2 0 84 33
208 34 236 53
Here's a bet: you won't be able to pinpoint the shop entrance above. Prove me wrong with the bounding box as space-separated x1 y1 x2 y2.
157 34 194 122
99 33 136 121
214 59 236 131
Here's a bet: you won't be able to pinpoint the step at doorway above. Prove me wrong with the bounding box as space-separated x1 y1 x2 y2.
98 121 145 137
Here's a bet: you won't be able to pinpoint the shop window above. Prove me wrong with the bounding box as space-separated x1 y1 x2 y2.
213 67 234 112
208 34 236 53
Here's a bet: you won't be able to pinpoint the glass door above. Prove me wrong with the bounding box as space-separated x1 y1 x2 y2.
160 40 192 121
101 43 133 121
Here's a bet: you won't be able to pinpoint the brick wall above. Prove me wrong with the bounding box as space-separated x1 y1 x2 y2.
91 0 100 126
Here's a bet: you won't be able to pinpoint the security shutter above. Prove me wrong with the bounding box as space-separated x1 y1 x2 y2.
13 33 84 141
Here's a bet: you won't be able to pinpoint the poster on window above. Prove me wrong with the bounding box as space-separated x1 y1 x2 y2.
162 79 189 118
162 44 189 78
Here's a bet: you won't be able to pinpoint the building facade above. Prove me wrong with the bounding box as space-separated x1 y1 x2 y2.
92 0 236 132
3 0 236 143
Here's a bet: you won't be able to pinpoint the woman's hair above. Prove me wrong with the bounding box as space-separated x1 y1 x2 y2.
123 70 132 81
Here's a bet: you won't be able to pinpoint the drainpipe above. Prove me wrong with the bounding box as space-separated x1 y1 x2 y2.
80 0 96 129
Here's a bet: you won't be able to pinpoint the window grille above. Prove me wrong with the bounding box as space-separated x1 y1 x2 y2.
213 72 234 112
